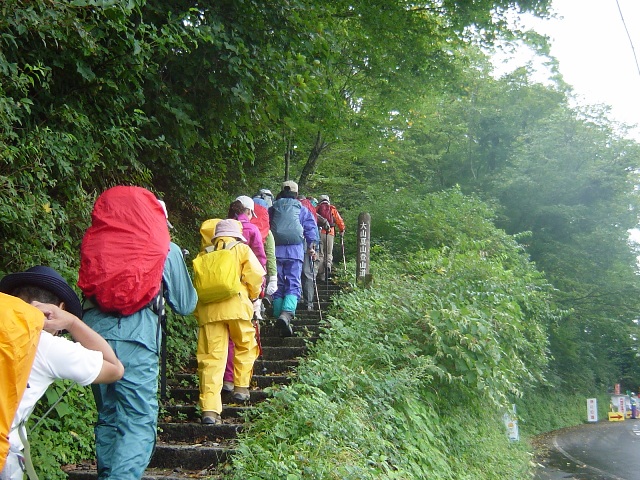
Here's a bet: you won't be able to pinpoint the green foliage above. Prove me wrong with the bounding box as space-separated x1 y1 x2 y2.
231 190 551 478
164 310 198 378
369 186 504 253
28 382 97 480
517 387 611 435
491 108 640 392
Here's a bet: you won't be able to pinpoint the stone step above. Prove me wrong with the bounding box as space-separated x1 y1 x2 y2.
169 374 291 399
148 442 231 470
260 335 318 347
169 387 270 405
64 465 221 479
261 315 324 327
184 357 300 374
259 325 322 339
157 422 243 443
260 345 307 360
161 404 251 422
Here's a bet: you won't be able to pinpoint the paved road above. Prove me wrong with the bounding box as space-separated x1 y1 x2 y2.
533 419 640 480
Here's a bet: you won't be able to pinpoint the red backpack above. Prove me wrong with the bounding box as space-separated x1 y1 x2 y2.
299 198 318 222
251 203 270 242
316 202 335 227
78 186 170 316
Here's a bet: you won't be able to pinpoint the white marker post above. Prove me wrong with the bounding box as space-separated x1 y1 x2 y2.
587 398 598 422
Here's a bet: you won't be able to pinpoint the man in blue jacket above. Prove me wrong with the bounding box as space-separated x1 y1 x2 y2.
269 180 318 336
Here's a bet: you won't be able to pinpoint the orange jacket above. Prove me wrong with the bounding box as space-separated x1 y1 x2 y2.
317 203 345 236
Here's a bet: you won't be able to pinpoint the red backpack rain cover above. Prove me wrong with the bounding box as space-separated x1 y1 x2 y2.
251 203 270 242
78 186 170 316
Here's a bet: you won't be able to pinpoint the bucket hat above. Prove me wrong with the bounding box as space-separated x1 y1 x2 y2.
214 219 247 242
0 266 83 318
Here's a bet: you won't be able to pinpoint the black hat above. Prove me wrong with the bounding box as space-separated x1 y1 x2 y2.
0 266 83 319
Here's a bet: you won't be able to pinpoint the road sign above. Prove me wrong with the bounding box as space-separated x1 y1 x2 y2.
587 398 598 422
608 411 625 421
503 404 519 441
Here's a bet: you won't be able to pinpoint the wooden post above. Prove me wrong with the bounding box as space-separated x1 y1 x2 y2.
356 212 372 287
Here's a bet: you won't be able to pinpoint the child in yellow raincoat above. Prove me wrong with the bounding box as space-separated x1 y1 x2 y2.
194 219 266 425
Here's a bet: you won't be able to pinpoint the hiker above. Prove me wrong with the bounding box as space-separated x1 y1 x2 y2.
297 194 328 311
228 196 267 287
80 190 198 480
252 190 278 298
223 197 268 393
254 188 275 209
194 219 265 424
0 266 124 480
316 194 346 281
269 181 318 336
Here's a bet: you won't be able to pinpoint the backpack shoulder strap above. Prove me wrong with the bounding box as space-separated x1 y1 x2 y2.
204 240 241 253
225 240 242 250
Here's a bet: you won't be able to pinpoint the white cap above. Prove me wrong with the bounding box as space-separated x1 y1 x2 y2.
236 195 257 218
282 180 298 193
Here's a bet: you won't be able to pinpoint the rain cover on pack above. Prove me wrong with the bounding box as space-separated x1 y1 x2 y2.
78 186 170 316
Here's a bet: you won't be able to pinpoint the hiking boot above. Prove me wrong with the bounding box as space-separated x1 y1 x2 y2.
276 311 294 337
222 381 234 392
307 302 314 311
201 411 222 425
232 387 251 402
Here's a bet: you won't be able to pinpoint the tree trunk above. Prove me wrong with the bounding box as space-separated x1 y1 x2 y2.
298 130 329 192
284 132 292 181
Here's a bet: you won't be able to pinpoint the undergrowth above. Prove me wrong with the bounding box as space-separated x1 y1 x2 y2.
231 238 551 479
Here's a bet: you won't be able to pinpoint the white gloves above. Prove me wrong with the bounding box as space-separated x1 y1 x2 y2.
253 299 263 320
265 276 278 296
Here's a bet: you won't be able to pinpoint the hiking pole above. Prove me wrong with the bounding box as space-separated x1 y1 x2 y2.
21 382 75 480
324 231 329 290
341 232 347 274
310 255 323 323
253 315 267 374
159 305 168 400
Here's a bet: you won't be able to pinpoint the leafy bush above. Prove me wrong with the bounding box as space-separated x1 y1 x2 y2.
28 382 97 480
517 387 611 434
231 190 553 478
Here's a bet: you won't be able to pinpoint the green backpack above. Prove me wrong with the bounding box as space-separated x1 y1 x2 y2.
192 240 242 304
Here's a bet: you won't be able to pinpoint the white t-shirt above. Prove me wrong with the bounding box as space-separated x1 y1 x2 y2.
8 331 103 450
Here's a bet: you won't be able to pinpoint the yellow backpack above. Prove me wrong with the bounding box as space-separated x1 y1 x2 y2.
0 293 43 471
192 239 242 304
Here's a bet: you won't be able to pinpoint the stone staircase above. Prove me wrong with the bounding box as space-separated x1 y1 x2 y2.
63 280 341 479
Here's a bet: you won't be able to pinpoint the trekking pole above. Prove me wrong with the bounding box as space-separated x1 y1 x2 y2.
310 255 323 323
324 231 329 289
29 382 75 434
341 232 347 274
156 281 168 400
253 315 267 374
